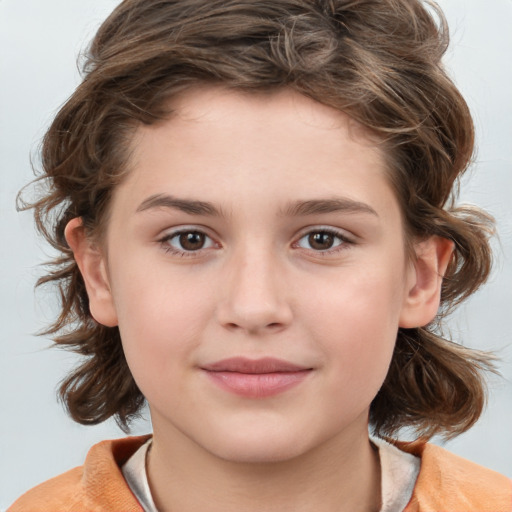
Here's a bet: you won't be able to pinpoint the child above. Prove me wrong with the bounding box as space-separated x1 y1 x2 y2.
8 0 511 510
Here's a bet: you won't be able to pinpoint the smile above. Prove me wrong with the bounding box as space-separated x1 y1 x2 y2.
201 357 313 398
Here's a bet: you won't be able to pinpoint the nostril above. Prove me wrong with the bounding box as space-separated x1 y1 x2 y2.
222 321 285 333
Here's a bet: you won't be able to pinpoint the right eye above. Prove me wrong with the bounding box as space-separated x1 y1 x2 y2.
159 229 216 255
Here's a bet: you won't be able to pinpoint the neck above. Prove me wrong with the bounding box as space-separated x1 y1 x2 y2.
147 420 381 512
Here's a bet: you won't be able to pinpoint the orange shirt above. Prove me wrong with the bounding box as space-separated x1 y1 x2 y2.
8 435 512 512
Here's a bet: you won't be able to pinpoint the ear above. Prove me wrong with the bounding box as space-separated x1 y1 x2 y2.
64 217 118 327
399 236 454 328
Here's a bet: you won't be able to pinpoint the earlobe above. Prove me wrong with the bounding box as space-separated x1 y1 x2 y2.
64 218 119 327
399 236 454 329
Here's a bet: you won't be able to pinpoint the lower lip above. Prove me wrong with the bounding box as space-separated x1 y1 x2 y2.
204 370 311 398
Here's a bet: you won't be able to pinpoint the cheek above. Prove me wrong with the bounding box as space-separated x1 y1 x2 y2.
308 258 407 335
307 265 406 395
109 263 215 390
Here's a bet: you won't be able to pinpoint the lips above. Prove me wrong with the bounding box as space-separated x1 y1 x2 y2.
201 357 312 398
202 357 310 373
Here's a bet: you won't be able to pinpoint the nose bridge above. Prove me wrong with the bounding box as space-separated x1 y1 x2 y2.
217 238 292 333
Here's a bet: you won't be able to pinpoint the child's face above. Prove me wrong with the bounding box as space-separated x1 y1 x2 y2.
80 87 426 462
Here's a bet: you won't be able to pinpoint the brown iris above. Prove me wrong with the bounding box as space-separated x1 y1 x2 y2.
308 232 336 250
179 232 206 250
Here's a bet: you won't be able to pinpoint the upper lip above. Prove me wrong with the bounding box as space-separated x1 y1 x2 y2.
201 357 311 374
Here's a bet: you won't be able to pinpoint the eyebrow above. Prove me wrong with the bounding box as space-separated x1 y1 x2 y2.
281 198 379 218
136 194 223 216
136 194 378 218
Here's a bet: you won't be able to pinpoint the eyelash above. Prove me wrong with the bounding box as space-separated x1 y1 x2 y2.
158 226 354 258
158 228 217 258
293 227 353 256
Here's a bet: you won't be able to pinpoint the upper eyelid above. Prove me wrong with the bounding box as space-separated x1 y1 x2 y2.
294 225 354 240
159 225 217 239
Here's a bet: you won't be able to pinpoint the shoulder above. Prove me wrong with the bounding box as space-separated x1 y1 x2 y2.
8 435 151 512
398 441 512 512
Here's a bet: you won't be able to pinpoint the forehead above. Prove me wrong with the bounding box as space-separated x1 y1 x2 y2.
162 86 380 148
131 87 383 174
114 86 398 224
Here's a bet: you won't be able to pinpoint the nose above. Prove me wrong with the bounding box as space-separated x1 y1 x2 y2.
215 245 293 335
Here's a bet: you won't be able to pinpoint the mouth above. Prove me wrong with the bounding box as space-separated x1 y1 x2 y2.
201 357 313 398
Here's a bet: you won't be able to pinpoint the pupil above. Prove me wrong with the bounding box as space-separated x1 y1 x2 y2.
180 232 205 250
309 232 334 250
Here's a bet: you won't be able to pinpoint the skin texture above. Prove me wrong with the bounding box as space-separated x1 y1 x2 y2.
66 87 453 512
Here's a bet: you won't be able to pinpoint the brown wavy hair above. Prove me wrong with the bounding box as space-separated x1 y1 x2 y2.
21 0 496 437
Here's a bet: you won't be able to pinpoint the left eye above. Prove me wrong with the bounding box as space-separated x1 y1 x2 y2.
296 230 346 251
164 230 215 252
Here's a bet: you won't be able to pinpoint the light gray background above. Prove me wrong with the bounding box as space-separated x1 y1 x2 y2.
1 0 511 508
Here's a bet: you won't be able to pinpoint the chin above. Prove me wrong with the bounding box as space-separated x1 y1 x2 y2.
212 441 309 464
198 425 319 465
